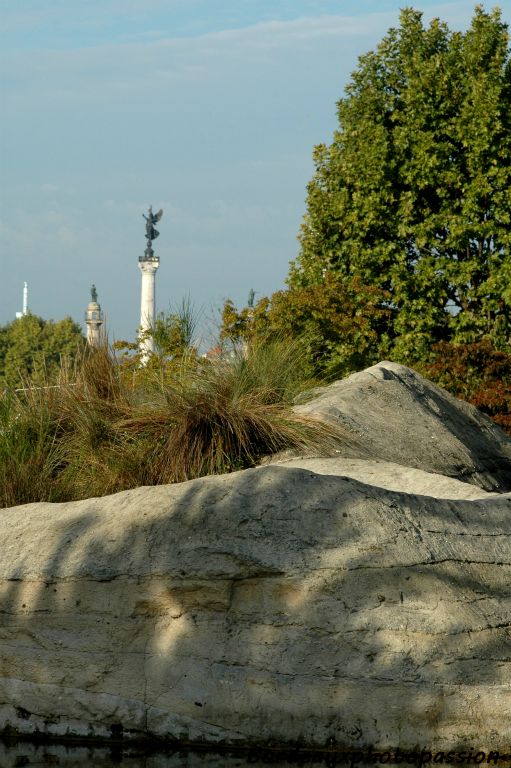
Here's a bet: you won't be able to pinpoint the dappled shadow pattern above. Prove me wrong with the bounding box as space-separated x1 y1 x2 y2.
1 464 511 751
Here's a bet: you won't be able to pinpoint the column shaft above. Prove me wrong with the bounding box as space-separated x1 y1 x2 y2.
138 258 159 363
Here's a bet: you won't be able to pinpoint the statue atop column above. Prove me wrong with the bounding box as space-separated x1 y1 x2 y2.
142 205 163 259
85 285 104 347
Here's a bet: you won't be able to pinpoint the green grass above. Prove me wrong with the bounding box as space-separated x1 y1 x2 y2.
0 337 347 508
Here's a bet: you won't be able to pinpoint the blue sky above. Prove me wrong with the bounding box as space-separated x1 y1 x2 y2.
0 1 505 345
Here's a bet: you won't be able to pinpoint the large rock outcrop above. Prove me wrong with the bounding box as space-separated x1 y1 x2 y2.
2 466 511 750
294 361 511 491
2 363 511 752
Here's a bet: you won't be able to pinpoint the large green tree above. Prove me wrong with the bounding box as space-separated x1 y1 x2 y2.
0 314 85 388
291 5 511 364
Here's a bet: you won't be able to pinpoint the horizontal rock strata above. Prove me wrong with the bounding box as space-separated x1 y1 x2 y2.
2 465 511 750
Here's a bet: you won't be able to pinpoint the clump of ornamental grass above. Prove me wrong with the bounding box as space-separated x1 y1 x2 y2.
0 348 131 506
45 346 137 499
0 336 348 507
120 340 343 483
0 379 70 508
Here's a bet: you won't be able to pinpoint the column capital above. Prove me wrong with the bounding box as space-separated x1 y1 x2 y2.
138 256 160 274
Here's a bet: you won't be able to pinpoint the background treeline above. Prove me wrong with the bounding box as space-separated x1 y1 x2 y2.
222 6 511 434
0 315 85 389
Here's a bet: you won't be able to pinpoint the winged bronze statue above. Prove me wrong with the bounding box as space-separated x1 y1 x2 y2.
143 206 163 242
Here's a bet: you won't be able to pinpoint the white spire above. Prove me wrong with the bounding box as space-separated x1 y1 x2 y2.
15 281 28 319
22 281 28 316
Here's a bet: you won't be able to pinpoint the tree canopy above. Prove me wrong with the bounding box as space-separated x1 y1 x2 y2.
288 5 511 364
0 314 85 388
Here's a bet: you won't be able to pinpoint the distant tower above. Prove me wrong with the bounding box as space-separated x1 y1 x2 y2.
85 284 104 347
15 282 28 319
138 206 163 364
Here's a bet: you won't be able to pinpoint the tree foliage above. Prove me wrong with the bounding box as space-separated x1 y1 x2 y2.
290 5 511 364
423 339 511 434
0 314 85 388
113 299 201 379
221 274 391 378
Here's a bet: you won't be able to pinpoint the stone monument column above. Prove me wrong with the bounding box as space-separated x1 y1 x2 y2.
85 285 104 347
138 255 160 363
138 206 163 365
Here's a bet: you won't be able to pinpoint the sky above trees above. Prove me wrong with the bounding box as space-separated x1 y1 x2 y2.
0 0 500 345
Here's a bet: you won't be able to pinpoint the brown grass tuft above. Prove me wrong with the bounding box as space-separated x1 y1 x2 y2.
0 338 349 507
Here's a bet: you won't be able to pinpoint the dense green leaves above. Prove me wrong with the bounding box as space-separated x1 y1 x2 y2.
291 5 511 365
0 314 85 388
221 274 391 379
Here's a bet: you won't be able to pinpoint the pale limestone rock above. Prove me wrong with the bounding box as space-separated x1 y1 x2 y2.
294 361 511 491
2 466 511 750
268 457 495 499
2 362 511 752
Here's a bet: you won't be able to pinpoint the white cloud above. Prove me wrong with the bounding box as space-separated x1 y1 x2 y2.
1 4 484 109
211 12 397 47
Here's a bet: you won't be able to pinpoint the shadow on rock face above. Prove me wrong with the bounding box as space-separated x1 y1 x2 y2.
0 740 333 767
1 461 511 751
294 362 511 492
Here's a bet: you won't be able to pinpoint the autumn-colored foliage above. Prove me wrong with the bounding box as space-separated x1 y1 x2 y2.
423 340 511 435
